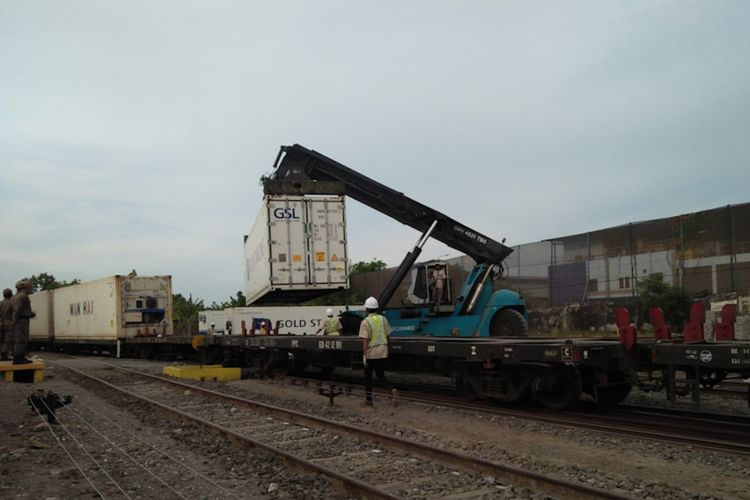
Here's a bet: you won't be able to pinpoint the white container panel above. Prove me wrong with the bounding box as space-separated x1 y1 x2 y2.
53 276 120 340
51 275 172 340
245 204 272 305
225 305 364 336
29 291 54 340
245 195 349 305
268 198 308 286
307 197 348 285
198 310 229 334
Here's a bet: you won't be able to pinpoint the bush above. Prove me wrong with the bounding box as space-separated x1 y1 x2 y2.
638 273 690 331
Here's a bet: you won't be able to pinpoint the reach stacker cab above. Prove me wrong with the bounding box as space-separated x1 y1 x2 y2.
263 144 527 337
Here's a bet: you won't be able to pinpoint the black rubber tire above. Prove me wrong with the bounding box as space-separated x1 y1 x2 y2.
535 366 582 410
489 309 529 337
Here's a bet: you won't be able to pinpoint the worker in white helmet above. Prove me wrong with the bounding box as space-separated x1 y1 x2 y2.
359 296 391 405
259 320 270 336
315 308 342 336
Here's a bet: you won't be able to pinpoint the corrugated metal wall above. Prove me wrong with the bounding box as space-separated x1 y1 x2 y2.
347 203 750 306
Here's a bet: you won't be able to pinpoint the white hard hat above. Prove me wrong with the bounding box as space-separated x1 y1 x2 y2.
364 296 379 309
326 308 333 317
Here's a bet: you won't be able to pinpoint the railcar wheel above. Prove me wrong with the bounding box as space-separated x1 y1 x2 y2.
595 373 632 406
489 309 528 337
535 366 581 410
319 366 335 376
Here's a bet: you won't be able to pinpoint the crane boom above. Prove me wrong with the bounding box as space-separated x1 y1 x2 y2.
265 144 514 266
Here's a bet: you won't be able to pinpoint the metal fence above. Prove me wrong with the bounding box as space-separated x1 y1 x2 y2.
349 203 750 310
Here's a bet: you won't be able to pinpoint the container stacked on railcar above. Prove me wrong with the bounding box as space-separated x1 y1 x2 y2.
29 275 173 342
244 195 349 305
29 290 54 341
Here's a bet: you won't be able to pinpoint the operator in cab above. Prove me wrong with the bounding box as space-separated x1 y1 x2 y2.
359 297 391 406
315 308 342 336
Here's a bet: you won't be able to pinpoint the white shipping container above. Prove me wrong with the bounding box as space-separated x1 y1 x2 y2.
224 305 363 336
244 195 349 305
29 290 54 340
198 310 229 334
52 275 173 340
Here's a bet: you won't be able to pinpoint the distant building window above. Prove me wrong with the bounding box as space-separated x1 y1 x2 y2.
588 279 598 292
618 277 631 289
136 299 143 308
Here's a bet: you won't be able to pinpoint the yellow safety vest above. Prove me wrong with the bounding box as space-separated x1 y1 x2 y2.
326 318 339 335
366 314 387 346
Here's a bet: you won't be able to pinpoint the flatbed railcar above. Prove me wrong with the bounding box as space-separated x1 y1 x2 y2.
127 333 633 410
633 339 750 405
32 332 750 409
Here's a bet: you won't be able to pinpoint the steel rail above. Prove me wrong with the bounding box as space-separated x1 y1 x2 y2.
8 383 108 500
275 372 750 456
71 360 631 500
60 362 400 500
369 388 750 456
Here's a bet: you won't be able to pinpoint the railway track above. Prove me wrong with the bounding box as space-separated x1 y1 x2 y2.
269 372 750 456
7 378 248 499
54 359 629 500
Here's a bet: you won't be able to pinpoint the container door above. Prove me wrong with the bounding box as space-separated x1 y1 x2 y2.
306 197 349 286
268 198 308 286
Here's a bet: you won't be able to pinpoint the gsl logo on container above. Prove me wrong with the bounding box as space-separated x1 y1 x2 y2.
273 207 300 220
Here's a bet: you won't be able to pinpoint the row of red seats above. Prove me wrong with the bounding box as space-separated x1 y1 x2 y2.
615 303 738 350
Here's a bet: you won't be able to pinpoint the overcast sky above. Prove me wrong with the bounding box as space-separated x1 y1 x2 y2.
1 1 748 304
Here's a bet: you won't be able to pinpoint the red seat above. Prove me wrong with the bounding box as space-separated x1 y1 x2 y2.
614 307 637 351
683 303 705 342
649 307 671 340
715 304 737 341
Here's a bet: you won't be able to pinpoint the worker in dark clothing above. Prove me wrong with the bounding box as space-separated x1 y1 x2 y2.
10 279 35 364
0 288 14 361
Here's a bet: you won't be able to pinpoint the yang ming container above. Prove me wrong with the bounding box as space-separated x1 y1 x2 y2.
51 275 173 341
244 195 349 305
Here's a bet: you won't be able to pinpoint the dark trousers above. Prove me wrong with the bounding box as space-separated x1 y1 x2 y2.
364 358 387 401
11 319 29 357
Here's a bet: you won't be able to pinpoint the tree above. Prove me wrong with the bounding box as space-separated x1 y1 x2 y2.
28 272 80 292
128 269 138 277
350 259 387 275
638 273 691 331
172 293 204 335
206 291 246 310
227 291 246 307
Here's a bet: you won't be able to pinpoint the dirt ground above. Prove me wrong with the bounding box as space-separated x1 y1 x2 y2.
219 375 750 499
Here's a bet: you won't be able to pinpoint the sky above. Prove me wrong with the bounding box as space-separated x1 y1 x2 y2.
1 1 749 304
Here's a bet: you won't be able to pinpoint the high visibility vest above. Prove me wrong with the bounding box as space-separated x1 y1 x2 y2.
366 314 387 346
326 318 339 335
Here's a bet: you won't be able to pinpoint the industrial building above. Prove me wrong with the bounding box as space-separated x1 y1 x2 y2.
351 203 750 309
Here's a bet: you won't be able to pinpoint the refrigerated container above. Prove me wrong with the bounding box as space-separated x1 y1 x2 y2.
52 275 173 340
244 195 349 305
29 290 54 340
198 309 229 334
224 305 363 336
